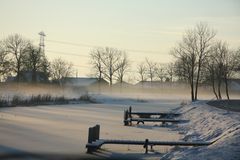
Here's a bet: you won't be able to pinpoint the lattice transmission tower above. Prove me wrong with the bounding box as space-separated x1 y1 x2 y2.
39 31 46 54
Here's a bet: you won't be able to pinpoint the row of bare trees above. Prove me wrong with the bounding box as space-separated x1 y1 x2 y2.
90 48 175 86
90 47 130 86
171 22 240 101
0 34 73 83
136 59 174 84
205 42 240 100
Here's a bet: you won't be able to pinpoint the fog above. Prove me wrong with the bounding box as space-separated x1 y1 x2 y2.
1 82 239 102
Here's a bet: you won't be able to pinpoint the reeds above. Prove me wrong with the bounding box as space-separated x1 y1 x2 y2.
0 93 96 107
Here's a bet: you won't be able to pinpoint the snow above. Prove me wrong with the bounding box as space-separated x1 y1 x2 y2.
163 101 240 160
0 96 182 159
0 93 239 159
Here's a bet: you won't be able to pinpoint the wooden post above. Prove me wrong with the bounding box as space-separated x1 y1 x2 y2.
144 139 149 154
124 109 129 126
94 124 100 140
87 125 100 153
88 127 94 143
129 106 132 118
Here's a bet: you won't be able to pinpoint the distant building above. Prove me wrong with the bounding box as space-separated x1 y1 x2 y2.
135 80 187 89
62 77 108 87
135 81 164 88
6 71 48 83
113 81 133 88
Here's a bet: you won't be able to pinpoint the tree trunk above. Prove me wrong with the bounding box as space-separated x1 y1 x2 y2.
16 64 20 82
190 74 194 101
109 77 112 86
224 74 230 100
191 62 195 101
212 78 218 99
217 79 222 100
191 82 194 101
194 62 201 101
98 72 102 94
211 69 218 99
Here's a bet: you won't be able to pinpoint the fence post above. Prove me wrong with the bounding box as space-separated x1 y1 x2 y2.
129 106 132 118
95 124 100 140
144 139 149 154
124 109 129 126
88 127 94 143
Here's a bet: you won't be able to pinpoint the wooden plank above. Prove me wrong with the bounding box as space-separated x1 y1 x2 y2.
131 112 181 116
130 118 181 122
87 139 212 147
86 138 212 153
102 139 211 146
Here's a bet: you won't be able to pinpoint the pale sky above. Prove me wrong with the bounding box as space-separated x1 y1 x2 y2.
0 0 240 79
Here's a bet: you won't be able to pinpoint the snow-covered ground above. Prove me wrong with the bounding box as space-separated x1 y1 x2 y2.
162 101 240 160
0 95 182 159
0 93 239 159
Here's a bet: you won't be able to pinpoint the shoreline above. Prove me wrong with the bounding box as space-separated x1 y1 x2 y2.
162 100 240 160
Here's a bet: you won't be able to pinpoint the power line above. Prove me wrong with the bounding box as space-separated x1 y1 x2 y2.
46 49 143 63
46 49 89 58
45 39 162 54
46 39 98 48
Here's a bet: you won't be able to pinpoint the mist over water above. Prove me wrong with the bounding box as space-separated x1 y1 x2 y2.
1 82 239 102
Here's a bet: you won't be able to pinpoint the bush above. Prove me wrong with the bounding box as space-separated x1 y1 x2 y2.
79 94 96 103
0 97 8 107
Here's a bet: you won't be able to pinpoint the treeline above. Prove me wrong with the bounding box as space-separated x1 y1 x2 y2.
1 23 240 101
89 48 175 85
0 34 73 84
89 23 240 101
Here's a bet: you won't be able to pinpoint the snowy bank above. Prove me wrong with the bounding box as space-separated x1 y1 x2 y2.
163 101 240 160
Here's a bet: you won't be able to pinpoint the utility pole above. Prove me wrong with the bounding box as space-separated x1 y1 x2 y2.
39 31 46 55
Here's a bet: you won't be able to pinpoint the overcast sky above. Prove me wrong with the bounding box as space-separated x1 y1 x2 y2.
0 0 240 78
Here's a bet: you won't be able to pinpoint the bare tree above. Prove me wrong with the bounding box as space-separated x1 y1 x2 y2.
90 48 104 81
0 42 13 81
145 58 157 84
137 62 147 87
172 36 197 101
206 41 240 100
99 47 123 86
172 22 216 101
4 34 30 82
173 58 188 82
50 58 73 85
90 47 129 86
137 62 147 81
40 56 50 81
115 52 130 84
194 22 216 100
23 44 49 82
167 62 175 82
222 48 240 100
155 63 167 82
205 52 219 99
210 41 228 99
